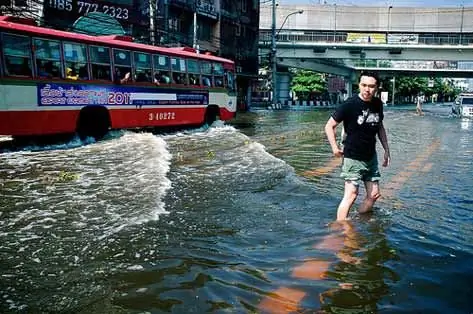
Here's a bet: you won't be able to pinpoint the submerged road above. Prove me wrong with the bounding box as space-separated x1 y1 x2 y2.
0 103 472 313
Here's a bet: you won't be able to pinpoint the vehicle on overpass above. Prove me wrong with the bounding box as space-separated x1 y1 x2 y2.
452 93 473 118
0 16 236 140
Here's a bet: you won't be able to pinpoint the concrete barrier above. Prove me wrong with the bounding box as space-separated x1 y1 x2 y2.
287 100 337 110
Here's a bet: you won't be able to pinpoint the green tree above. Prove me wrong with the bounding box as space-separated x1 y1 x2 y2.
395 76 428 98
290 69 326 100
385 76 462 104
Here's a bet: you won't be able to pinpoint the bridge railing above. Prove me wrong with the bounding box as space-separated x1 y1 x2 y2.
259 30 473 46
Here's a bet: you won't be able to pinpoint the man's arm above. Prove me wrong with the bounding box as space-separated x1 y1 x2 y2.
377 122 390 167
325 117 343 157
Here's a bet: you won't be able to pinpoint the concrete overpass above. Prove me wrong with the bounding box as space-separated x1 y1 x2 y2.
263 41 473 78
258 4 473 102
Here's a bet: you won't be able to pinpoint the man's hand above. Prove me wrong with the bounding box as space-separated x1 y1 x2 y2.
332 147 344 158
382 151 391 167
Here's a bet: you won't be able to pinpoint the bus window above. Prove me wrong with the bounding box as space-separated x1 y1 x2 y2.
33 38 61 79
187 59 201 86
2 33 32 77
89 45 111 80
113 49 131 84
201 61 212 87
226 70 235 91
153 54 171 84
133 52 151 83
63 42 88 80
213 63 224 87
171 57 187 85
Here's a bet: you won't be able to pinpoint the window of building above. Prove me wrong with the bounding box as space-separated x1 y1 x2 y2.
187 59 201 86
134 52 151 83
113 49 132 83
33 38 62 78
89 45 111 80
2 33 32 77
63 42 88 80
197 21 212 41
168 17 182 32
153 54 171 84
171 57 187 85
241 0 247 12
14 0 27 6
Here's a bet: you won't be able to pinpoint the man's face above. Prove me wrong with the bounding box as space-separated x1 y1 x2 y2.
358 75 378 102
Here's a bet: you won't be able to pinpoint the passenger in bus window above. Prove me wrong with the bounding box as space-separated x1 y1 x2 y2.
172 72 186 85
155 71 171 84
215 78 223 87
114 67 131 84
91 64 110 80
66 67 79 80
4 57 32 76
37 61 52 78
202 76 212 87
78 66 89 80
135 70 151 83
189 74 200 86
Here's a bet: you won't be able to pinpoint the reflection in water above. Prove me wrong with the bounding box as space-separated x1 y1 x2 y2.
317 221 398 313
258 220 398 314
460 118 471 130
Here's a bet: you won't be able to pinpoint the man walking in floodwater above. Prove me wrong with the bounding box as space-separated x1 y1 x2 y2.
416 94 424 115
324 71 391 221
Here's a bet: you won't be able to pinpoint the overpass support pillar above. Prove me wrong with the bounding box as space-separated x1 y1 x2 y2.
276 71 292 104
345 80 353 99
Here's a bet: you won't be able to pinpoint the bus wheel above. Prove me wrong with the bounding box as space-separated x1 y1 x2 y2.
77 106 111 140
204 106 220 126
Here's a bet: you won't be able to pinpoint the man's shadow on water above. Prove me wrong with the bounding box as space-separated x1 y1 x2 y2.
313 218 400 313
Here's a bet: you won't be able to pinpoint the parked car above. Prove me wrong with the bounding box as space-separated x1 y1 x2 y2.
452 94 473 118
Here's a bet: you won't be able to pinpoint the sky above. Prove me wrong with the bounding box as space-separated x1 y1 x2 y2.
277 0 473 7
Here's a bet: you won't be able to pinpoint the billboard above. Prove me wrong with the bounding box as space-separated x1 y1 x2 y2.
346 33 386 44
37 83 209 107
387 34 419 44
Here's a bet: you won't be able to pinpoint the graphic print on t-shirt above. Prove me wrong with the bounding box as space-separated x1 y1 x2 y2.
357 109 380 126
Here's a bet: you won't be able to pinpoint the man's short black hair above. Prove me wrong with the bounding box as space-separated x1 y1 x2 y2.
359 71 379 86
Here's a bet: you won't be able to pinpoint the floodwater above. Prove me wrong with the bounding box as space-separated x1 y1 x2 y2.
0 103 472 313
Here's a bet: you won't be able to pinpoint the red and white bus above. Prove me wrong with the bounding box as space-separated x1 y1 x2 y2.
0 16 237 139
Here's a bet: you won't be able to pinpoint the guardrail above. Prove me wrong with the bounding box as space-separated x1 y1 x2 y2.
259 30 473 46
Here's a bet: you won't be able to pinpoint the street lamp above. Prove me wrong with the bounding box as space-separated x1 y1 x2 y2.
387 5 392 43
271 2 304 105
333 4 337 42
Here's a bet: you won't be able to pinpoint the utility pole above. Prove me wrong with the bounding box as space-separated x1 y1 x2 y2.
150 0 155 45
271 0 277 105
164 0 169 44
391 76 395 106
460 4 464 44
193 11 197 49
333 4 337 42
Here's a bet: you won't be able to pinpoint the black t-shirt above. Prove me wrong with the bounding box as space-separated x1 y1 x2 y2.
331 95 384 161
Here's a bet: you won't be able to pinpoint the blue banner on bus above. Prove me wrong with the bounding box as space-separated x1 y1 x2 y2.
37 83 209 107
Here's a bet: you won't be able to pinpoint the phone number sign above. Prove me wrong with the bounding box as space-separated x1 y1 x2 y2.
44 0 143 24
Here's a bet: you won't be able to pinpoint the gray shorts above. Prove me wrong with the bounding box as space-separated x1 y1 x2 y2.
340 154 380 185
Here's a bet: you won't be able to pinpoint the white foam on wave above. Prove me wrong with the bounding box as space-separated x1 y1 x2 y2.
0 132 173 241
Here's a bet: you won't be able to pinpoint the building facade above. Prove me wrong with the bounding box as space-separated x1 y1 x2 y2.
155 0 259 110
